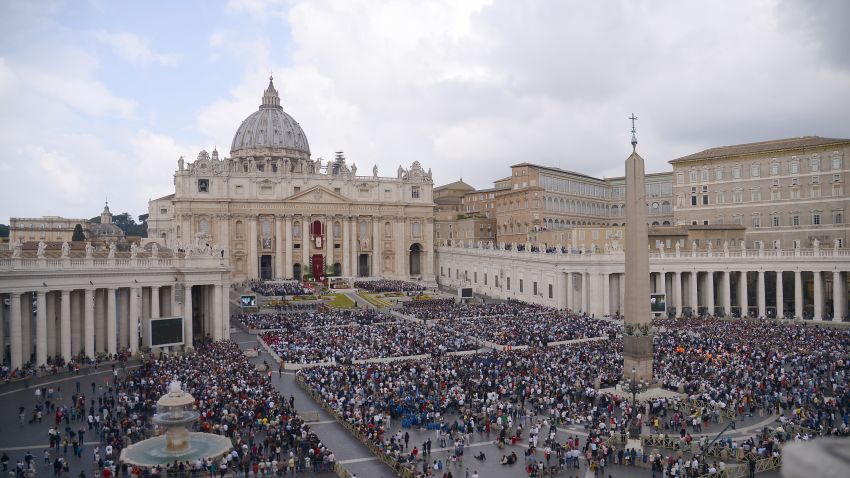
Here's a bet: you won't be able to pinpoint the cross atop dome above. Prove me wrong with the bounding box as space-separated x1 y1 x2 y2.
261 75 281 108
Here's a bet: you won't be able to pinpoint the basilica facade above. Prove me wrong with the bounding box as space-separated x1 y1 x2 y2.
148 78 436 283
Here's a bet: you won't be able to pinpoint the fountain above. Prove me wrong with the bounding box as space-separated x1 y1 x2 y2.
119 380 232 467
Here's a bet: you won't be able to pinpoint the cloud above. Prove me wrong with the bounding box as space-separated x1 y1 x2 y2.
94 30 181 67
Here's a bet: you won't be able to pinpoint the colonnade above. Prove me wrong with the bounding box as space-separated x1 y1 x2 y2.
0 283 227 371
559 268 847 320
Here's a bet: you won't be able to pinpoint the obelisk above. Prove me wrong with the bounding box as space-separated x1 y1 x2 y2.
623 114 653 383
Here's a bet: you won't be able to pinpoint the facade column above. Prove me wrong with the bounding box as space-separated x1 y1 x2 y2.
342 216 351 276
129 288 139 354
721 271 731 317
325 216 333 274
833 271 845 320
249 216 259 279
60 290 71 361
218 214 230 256
284 215 293 278
757 270 766 319
70 291 81 356
36 290 47 366
350 217 359 276
221 281 230 340
274 216 284 279
395 218 406 278
301 216 310 270
794 270 804 319
107 288 117 355
672 271 682 316
84 288 95 358
706 271 715 316
566 272 574 310
739 271 749 318
183 284 193 350
813 270 823 320
10 292 22 370
372 217 382 277
213 284 223 341
151 286 161 319
424 218 435 279
689 271 699 314
120 289 130 350
776 271 784 319
46 291 56 359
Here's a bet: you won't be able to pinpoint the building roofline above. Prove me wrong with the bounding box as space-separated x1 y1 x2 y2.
669 136 850 164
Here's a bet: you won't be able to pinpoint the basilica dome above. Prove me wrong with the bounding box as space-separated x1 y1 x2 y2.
230 77 310 157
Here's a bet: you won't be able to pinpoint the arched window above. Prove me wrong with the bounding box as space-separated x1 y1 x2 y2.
333 221 341 238
235 220 244 238
293 221 301 238
384 221 392 237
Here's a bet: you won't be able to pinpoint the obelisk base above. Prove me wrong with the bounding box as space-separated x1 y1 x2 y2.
623 335 653 383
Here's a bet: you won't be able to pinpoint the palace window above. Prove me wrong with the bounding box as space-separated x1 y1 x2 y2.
832 155 842 170
772 215 780 227
812 213 821 225
715 168 723 180
198 179 209 192
790 188 800 200
770 162 779 175
751 189 761 201
833 184 843 196
810 156 820 172
732 166 741 179
834 211 843 224
811 185 821 198
411 186 420 199
792 215 800 226
750 164 760 177
689 171 698 183
752 215 760 228
790 161 800 174
771 189 781 201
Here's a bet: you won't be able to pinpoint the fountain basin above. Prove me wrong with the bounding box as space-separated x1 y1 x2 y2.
119 432 232 467
152 410 201 428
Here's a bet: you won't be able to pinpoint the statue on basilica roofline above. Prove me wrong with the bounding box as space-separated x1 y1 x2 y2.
37 241 47 258
108 242 116 259
351 163 357 176
12 238 22 258
151 242 160 258
130 242 138 259
373 165 378 178
61 241 70 258
85 241 94 258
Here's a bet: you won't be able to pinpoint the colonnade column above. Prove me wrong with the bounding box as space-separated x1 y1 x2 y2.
151 286 161 319
395 218 406 278
0 295 5 365
249 216 259 279
84 288 95 358
833 271 845 320
706 272 715 316
60 290 71 361
221 282 230 340
583 272 591 314
213 284 223 341
689 271 698 314
739 271 749 317
566 272 574 310
10 292 22 370
757 271 766 319
129 287 139 354
672 271 682 316
274 216 284 280
301 217 310 270
183 285 193 349
794 271 803 319
776 271 784 318
22 294 32 362
107 288 117 355
35 291 47 366
602 273 610 316
46 292 56 358
722 271 731 316
813 270 823 320
350 217 359 277
284 215 293 278
619 273 626 315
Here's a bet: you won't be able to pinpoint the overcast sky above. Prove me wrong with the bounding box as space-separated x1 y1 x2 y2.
1 0 848 223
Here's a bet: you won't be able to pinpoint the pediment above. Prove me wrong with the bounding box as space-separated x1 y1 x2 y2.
286 185 351 204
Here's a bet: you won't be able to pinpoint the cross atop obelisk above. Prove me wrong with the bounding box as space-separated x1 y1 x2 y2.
629 113 638 152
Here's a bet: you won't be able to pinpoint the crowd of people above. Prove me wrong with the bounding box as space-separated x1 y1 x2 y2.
401 299 542 321
6 340 335 478
234 309 393 330
250 280 315 297
353 280 426 293
438 311 619 346
261 321 479 364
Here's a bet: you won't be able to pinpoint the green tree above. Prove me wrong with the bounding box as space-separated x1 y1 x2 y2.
0 224 9 238
72 224 86 241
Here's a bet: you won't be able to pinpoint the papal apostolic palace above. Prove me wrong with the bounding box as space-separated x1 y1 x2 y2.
148 77 436 283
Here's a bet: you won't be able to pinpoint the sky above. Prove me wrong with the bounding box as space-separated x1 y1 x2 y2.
0 0 848 223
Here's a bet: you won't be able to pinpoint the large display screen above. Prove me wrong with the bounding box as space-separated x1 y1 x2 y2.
459 287 473 299
150 317 184 347
240 295 257 307
650 293 667 314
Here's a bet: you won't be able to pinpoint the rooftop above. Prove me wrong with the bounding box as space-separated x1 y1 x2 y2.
670 136 850 163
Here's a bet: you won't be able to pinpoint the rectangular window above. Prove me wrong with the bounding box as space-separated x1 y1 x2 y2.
715 168 723 180
506 277 510 290
811 186 820 198
751 189 760 201
790 162 800 174
474 271 477 283
533 282 538 296
519 279 524 293
812 213 821 225
495 276 499 288
197 179 209 192
733 190 743 203
811 158 820 172
160 208 167 214
833 184 843 196
701 170 709 182
702 195 709 205
770 163 779 175
689 171 698 183
293 186 301 193
771 189 781 200
677 173 685 184
772 215 780 227
411 186 420 199
832 156 842 170
691 196 697 206
790 188 800 200
334 187 341 194
750 164 760 177
484 273 488 285
716 192 724 204
752 216 760 228
792 215 800 226
732 167 741 179
833 212 843 224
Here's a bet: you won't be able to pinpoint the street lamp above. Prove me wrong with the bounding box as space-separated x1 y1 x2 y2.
622 367 649 439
